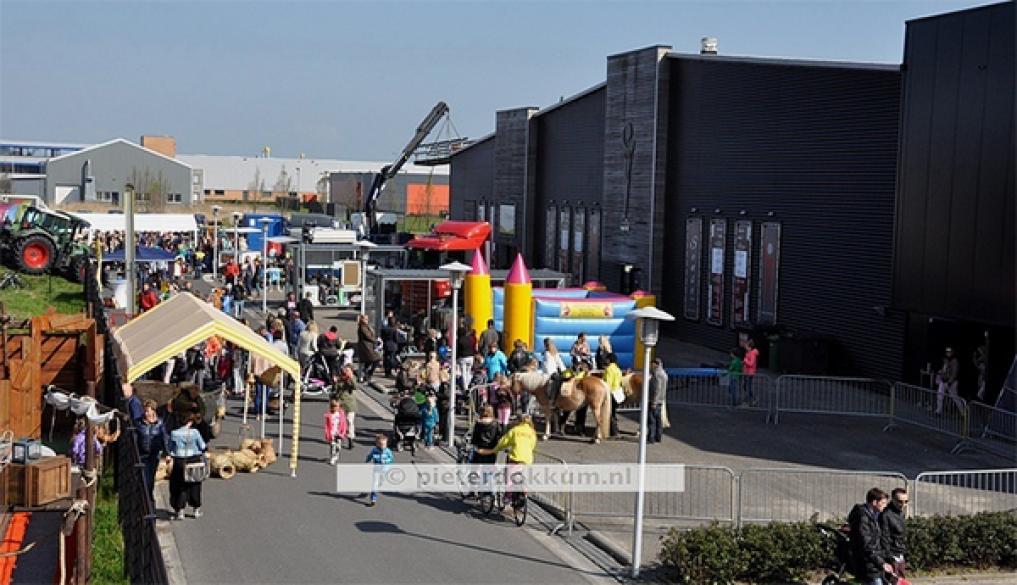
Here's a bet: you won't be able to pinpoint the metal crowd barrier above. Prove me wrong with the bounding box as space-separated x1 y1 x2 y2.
618 368 772 416
964 402 1017 462
885 382 969 452
569 465 737 527
736 468 908 526
771 375 891 424
912 468 1017 517
530 450 574 535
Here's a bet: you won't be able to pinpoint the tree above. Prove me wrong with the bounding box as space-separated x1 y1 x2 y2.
249 168 267 212
128 168 169 212
273 166 292 197
0 173 12 194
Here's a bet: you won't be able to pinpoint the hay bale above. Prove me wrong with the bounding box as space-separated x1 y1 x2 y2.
240 438 262 453
230 449 260 472
210 453 236 480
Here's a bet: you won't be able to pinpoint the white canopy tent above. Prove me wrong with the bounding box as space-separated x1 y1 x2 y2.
71 213 200 241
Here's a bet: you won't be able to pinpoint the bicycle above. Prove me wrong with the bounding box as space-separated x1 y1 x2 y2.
0 272 24 290
454 432 474 499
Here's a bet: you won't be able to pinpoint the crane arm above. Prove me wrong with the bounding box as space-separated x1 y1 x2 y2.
365 101 449 234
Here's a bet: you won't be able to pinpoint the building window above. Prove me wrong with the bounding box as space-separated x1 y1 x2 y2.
498 204 516 237
204 189 212 195
573 207 586 283
477 201 486 222
558 206 571 277
97 191 118 202
545 205 557 270
242 190 249 201
192 174 200 185
214 190 225 197
166 193 183 204
587 207 601 282
136 192 151 202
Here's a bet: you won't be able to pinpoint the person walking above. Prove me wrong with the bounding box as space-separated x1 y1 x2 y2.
484 342 508 382
420 393 440 449
880 488 908 578
298 292 315 324
935 347 963 415
456 323 477 396
603 353 623 438
168 410 207 520
380 317 401 378
478 319 500 353
297 322 319 373
232 282 247 319
364 434 394 507
357 314 381 383
726 347 745 407
848 488 894 585
647 358 668 443
334 366 358 448
137 400 170 503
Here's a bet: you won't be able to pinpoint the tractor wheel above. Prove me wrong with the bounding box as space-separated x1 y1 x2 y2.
16 235 56 275
68 255 89 283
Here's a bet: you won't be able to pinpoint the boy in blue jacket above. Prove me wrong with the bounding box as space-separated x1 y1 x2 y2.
364 434 394 507
420 393 440 448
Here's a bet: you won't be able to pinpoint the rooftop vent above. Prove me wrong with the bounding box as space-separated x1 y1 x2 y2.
700 37 718 55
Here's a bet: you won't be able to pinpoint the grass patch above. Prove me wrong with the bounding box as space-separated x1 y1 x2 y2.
0 272 84 320
92 468 129 585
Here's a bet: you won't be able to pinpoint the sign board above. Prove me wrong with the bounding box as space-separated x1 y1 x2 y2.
341 261 361 288
560 302 614 319
731 220 752 327
684 217 702 321
706 219 726 326
758 222 781 325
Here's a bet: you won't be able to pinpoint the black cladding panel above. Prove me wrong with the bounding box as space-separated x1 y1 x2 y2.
893 1 1016 327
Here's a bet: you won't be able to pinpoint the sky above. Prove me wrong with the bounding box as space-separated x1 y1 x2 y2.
0 0 997 161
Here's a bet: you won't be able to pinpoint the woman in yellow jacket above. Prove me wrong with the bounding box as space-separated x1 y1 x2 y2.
476 415 537 505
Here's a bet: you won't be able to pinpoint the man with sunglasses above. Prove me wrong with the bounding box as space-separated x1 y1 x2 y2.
881 488 908 578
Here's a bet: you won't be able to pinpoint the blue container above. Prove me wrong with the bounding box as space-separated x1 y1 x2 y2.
243 214 286 252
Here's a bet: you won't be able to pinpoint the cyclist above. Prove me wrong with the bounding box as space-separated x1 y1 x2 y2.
476 414 536 507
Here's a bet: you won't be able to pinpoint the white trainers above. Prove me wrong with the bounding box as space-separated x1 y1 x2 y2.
192 507 203 519
173 510 184 521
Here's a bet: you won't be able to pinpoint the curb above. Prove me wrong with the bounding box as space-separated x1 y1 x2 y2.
585 529 632 567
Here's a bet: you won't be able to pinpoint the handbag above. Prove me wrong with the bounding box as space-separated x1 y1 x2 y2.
182 432 209 482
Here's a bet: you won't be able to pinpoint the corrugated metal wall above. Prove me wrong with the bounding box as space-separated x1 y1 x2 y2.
893 1 1015 327
662 56 906 379
449 137 494 220
534 87 606 269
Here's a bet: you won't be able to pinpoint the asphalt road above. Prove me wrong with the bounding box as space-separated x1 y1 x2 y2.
163 391 610 585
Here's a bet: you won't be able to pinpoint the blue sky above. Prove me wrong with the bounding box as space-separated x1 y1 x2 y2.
0 0 995 160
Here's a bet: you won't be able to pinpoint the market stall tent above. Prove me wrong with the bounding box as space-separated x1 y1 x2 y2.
109 292 306 475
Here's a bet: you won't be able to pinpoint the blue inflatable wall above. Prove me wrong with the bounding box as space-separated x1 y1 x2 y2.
492 288 637 369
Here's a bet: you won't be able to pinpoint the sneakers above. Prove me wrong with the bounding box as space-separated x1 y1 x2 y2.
172 510 185 521
367 500 377 507
192 507 203 519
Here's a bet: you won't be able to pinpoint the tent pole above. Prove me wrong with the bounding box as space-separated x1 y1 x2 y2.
290 377 301 478
260 381 267 439
278 374 284 459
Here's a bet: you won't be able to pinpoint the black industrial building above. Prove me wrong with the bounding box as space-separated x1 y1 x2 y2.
449 1 1014 389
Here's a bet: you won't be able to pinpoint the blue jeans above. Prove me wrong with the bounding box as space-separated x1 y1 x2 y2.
253 382 269 413
423 424 436 447
648 404 663 442
234 300 245 318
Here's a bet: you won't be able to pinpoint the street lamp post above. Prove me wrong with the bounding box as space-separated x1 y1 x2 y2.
626 306 675 578
260 218 273 315
232 212 242 262
124 183 136 314
355 240 377 316
212 205 221 280
440 261 471 448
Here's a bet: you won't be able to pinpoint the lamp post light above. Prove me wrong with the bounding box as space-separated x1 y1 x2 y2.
355 240 377 316
626 305 675 578
212 205 222 280
440 261 471 448
124 183 136 314
259 217 273 315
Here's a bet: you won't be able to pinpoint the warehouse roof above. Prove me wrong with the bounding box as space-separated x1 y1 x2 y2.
179 154 448 192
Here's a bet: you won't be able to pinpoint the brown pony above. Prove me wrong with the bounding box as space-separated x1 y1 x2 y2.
619 371 670 430
510 372 612 443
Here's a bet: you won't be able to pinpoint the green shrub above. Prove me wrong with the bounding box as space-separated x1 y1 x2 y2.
659 512 1017 584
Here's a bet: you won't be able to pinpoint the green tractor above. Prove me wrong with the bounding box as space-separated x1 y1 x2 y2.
1 206 92 281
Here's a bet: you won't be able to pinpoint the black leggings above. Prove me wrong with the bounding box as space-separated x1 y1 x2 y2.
169 455 203 511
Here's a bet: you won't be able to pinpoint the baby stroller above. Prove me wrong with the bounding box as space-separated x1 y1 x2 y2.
816 523 909 585
302 352 332 398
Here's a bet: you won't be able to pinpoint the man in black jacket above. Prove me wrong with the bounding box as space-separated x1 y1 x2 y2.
880 488 908 576
298 292 315 324
848 487 894 585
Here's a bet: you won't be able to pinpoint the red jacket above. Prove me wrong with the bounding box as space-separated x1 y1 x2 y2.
139 290 159 312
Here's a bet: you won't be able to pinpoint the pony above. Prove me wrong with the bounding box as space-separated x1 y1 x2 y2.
510 371 612 443
619 371 670 431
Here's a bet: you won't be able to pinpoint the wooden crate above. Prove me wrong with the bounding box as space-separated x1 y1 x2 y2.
4 457 71 507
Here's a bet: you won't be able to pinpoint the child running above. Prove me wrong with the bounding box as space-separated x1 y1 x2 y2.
324 399 348 465
364 433 394 507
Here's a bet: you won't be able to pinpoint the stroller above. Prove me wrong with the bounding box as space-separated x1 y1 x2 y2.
816 523 909 585
302 352 333 398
